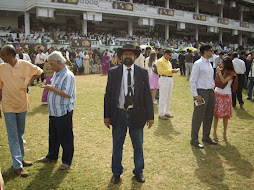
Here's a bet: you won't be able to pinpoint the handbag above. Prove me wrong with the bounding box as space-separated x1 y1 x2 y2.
152 64 158 74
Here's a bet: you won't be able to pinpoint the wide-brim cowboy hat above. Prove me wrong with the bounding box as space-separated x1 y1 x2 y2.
117 44 141 58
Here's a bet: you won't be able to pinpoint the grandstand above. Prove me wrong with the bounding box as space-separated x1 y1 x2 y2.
0 0 254 51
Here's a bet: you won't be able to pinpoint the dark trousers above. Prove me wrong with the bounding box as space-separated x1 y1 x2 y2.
37 63 45 83
232 74 244 107
171 59 177 69
191 89 215 143
112 109 144 176
73 66 84 75
179 62 186 75
213 68 216 79
248 77 254 98
46 111 74 165
243 73 248 89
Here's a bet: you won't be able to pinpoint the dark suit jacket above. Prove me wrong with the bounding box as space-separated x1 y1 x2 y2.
104 64 154 129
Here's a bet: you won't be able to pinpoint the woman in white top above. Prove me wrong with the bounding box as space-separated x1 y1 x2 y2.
146 51 160 104
83 51 90 74
213 57 238 142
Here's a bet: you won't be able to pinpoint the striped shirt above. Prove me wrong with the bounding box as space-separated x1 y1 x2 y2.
48 66 76 117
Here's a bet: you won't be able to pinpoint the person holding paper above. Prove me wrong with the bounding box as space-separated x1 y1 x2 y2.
190 45 218 148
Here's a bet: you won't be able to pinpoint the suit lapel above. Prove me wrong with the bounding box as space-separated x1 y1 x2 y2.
134 65 140 103
115 65 123 104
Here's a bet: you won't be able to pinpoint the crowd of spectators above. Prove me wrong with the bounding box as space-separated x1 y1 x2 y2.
1 25 253 53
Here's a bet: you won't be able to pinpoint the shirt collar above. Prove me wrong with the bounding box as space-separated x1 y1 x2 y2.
56 66 67 77
7 58 19 68
123 64 134 72
162 56 169 62
201 56 209 63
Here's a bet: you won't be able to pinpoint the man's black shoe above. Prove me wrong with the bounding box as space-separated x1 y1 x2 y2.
202 138 218 145
190 141 204 148
245 96 252 100
135 173 145 183
111 175 120 184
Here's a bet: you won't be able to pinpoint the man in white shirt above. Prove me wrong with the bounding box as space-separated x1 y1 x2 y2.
246 52 254 101
212 50 219 78
79 49 85 59
232 53 246 108
190 45 218 148
134 47 145 68
35 49 47 83
16 47 32 63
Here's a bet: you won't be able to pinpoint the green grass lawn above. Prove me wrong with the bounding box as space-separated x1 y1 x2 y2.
0 73 253 190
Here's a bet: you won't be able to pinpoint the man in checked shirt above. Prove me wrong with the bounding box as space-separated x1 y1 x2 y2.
38 51 76 170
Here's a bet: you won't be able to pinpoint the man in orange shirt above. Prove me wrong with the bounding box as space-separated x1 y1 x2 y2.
0 45 43 177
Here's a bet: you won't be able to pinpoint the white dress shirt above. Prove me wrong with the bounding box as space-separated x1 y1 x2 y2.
0 58 3 64
190 56 215 97
35 53 47 64
144 57 149 70
134 54 145 68
232 58 246 74
79 51 85 59
118 64 135 109
16 53 32 63
212 54 220 68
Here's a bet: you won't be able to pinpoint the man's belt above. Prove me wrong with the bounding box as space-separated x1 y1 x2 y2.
197 88 214 91
118 107 133 111
160 75 172 77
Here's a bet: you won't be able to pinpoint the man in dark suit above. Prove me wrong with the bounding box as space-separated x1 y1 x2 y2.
143 47 151 58
104 44 154 184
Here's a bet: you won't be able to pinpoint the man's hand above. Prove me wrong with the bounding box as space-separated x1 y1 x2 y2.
146 120 154 129
172 69 179 73
195 95 203 104
104 118 111 129
41 85 53 91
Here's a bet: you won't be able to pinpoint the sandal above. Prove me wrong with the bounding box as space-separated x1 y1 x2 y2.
213 137 219 142
213 133 219 142
222 137 227 141
222 133 227 141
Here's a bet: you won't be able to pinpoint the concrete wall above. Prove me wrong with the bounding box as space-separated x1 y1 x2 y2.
0 0 25 11
0 16 18 28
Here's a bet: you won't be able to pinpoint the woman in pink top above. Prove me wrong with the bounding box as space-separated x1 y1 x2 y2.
42 61 54 103
102 52 110 75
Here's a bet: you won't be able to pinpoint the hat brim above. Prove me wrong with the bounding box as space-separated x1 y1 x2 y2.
117 48 141 58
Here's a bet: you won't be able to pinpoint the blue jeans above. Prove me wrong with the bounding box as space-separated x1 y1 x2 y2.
248 77 254 98
112 109 144 176
4 112 27 169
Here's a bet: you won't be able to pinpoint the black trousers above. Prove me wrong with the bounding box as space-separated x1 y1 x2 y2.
191 89 215 143
73 66 84 75
171 59 177 69
46 111 74 165
179 62 186 75
37 63 45 83
232 74 244 107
